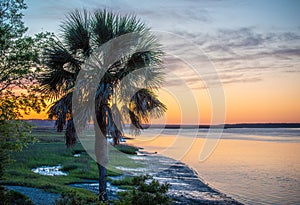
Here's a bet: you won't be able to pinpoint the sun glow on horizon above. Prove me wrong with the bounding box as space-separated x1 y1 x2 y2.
22 73 300 124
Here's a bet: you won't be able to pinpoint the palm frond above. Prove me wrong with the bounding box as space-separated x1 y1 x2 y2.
39 41 79 99
108 104 124 144
129 88 166 124
60 9 91 57
92 9 114 45
114 14 145 36
92 10 146 45
113 33 165 91
48 92 72 132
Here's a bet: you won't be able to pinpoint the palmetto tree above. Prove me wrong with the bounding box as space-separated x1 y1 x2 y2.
39 10 166 201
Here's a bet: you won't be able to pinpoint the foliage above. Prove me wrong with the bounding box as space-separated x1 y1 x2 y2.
0 120 34 179
38 9 166 147
0 0 51 118
0 0 47 196
1 0 36 92
116 175 172 205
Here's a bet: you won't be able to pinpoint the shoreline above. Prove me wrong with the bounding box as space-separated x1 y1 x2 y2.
129 149 243 204
5 148 243 205
4 141 243 204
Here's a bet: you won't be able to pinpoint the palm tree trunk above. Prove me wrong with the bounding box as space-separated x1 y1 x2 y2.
94 123 108 201
97 163 107 201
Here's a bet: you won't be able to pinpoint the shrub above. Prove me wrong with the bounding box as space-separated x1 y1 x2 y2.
116 175 172 205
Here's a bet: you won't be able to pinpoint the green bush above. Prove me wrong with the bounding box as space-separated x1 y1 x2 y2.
116 175 172 205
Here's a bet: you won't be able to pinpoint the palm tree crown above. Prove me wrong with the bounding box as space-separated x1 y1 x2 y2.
39 9 166 147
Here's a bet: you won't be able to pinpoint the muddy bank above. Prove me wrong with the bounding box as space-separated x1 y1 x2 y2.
127 152 243 204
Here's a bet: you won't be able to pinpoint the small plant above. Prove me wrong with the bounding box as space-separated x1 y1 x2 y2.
55 191 107 205
116 175 172 205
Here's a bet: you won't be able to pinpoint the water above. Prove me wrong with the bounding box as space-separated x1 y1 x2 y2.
31 165 68 176
127 128 300 205
5 186 60 205
70 180 122 201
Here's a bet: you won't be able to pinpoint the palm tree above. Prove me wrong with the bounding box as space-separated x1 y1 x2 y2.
39 9 166 201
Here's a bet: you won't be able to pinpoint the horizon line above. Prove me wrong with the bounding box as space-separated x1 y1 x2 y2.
23 119 300 127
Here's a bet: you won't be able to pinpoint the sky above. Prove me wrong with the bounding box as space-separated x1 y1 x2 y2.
22 0 300 124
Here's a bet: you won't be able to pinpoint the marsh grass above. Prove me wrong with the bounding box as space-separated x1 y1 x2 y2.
0 189 34 205
114 145 139 155
1 127 144 201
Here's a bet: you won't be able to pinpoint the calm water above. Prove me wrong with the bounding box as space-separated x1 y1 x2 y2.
128 128 300 205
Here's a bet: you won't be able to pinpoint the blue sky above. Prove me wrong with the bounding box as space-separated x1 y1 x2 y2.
22 0 300 123
24 0 300 33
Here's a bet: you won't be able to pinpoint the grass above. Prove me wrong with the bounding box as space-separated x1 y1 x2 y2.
114 144 139 155
0 189 34 205
1 127 144 201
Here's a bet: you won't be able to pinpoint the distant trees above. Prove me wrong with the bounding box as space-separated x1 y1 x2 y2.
0 0 46 194
39 9 166 201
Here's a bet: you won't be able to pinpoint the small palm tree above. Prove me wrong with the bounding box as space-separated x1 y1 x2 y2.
39 9 166 201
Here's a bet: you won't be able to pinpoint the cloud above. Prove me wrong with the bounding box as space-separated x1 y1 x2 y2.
216 27 265 47
24 1 300 89
162 27 300 88
163 54 263 90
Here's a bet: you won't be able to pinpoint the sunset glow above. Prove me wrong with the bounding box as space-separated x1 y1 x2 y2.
21 0 300 124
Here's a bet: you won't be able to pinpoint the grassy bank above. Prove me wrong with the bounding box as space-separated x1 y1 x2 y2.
1 128 142 201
